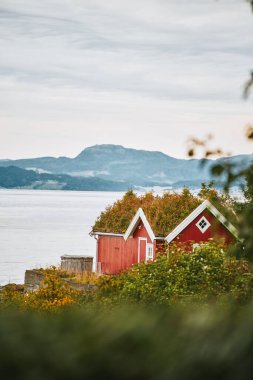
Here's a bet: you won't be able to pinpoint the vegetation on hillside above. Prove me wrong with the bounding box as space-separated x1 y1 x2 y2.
0 165 130 191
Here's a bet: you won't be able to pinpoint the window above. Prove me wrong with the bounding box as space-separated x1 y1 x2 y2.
146 243 154 261
196 216 211 233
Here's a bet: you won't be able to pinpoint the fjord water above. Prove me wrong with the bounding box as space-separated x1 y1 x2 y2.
0 190 123 285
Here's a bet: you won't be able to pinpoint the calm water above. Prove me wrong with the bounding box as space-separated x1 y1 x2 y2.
0 190 124 285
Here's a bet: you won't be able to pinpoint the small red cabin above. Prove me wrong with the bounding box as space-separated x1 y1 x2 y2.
94 200 238 275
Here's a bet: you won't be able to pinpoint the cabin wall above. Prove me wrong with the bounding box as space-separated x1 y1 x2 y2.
97 221 154 274
97 235 137 274
171 210 234 246
132 221 152 242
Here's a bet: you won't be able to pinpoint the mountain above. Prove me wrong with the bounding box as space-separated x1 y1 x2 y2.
0 166 130 191
0 145 251 189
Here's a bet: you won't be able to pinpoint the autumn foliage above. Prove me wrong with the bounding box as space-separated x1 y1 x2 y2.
1 269 82 312
92 187 235 236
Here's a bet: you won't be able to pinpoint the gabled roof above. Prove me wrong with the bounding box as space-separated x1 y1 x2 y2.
124 208 156 242
165 200 239 243
92 191 204 236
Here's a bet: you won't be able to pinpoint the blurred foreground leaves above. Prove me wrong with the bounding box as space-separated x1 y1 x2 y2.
1 303 253 380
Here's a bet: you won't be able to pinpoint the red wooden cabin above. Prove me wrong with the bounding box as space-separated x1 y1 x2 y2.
93 200 238 275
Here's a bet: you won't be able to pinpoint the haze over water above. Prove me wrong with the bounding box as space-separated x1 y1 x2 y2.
0 190 123 285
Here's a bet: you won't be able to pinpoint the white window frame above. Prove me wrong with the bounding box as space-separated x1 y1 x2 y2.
196 216 211 234
146 243 154 261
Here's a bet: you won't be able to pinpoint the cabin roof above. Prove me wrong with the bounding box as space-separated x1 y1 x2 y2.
165 200 238 243
92 191 202 237
93 200 238 241
124 208 156 242
91 190 239 239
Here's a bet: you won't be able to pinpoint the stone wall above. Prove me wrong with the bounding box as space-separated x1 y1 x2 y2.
24 269 96 292
24 270 45 292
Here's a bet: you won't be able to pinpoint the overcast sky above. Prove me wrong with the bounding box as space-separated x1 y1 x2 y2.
0 0 253 159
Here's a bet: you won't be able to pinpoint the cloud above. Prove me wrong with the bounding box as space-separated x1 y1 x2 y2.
0 0 252 158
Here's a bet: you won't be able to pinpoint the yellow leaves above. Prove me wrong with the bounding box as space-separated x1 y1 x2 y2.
1 273 83 313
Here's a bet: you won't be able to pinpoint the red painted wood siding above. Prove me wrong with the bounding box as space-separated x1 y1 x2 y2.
97 221 154 274
171 210 234 245
132 221 152 242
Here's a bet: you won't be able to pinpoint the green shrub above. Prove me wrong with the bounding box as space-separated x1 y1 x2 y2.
93 242 253 306
0 272 83 313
